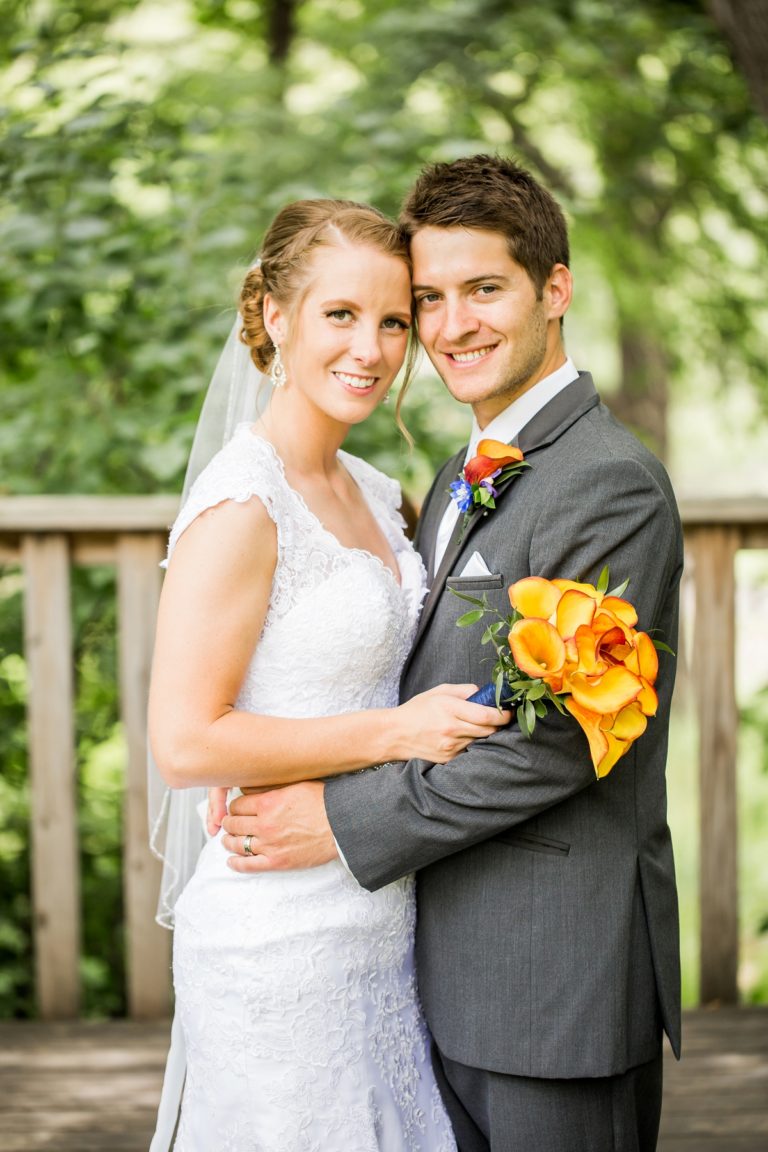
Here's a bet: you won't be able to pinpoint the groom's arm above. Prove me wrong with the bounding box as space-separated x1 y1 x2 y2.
324 451 682 890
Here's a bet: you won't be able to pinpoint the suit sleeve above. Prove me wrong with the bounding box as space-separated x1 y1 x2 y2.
324 451 682 891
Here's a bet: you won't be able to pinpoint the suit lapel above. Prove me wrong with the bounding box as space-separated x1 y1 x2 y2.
515 371 598 456
403 373 600 677
419 447 466 582
410 477 497 653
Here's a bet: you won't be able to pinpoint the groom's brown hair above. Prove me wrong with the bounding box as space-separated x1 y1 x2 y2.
399 154 569 299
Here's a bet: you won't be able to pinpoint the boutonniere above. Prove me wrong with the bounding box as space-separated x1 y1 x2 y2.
449 438 528 539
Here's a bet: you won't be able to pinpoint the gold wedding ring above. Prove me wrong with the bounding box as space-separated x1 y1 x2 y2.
243 835 254 856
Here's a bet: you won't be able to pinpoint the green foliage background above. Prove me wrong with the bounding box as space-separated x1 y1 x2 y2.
1 0 767 1015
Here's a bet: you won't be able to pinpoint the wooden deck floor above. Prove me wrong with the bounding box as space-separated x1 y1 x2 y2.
0 1008 765 1151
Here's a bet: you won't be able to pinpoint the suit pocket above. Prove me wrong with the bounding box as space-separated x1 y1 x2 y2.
492 829 570 856
446 574 504 591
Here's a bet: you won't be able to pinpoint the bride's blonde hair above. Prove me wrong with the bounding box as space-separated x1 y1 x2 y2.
239 199 417 441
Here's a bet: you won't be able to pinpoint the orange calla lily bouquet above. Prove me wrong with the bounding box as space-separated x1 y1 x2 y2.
455 568 673 778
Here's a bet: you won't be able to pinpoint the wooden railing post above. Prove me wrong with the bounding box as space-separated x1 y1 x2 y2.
690 525 740 1004
22 534 80 1018
117 534 172 1018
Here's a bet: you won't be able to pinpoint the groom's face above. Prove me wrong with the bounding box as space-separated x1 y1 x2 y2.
411 226 565 426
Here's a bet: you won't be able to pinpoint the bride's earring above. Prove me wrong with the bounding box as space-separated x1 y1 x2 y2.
381 390 391 404
270 345 287 389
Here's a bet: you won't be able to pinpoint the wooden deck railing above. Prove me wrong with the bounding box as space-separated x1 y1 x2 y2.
0 496 178 1021
0 494 766 1019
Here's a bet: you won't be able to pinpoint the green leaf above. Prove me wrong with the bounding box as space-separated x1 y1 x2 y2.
456 608 485 627
517 705 531 738
534 699 548 718
609 578 630 598
524 698 536 732
596 566 610 594
495 672 519 712
449 589 487 608
652 639 676 656
482 621 505 640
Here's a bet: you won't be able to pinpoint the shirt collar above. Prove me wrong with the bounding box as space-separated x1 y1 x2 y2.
465 357 579 461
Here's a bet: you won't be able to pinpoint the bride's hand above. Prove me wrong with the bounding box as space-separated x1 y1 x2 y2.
391 684 510 764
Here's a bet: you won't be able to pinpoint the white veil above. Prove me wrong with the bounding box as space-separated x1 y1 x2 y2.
148 297 272 928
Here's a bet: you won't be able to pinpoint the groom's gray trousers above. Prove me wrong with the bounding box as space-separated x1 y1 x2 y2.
432 1043 663 1152
325 375 682 1151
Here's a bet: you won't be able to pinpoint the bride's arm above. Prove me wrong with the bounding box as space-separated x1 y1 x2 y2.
149 497 505 791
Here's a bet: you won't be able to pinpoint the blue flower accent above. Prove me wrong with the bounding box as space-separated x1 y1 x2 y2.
449 477 473 514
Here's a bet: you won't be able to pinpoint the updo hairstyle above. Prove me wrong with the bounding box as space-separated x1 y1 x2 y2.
238 199 416 383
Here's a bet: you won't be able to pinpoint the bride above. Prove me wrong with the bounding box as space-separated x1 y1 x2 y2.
147 198 507 1151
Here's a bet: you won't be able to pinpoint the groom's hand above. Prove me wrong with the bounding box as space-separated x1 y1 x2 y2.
206 787 229 837
222 781 338 872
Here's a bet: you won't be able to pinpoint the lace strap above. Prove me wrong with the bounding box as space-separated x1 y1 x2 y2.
166 428 284 561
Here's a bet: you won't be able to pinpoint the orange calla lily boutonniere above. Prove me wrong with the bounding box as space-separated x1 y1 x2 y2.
453 567 674 778
449 439 528 540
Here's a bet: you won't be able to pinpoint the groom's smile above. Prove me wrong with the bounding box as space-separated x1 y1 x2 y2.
447 344 499 365
411 225 571 425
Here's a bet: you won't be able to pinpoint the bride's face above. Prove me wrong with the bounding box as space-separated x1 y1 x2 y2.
272 242 412 426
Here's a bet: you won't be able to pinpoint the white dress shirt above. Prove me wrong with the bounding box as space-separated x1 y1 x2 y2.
431 358 579 573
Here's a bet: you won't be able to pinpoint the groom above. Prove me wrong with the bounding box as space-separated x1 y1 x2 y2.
222 155 682 1151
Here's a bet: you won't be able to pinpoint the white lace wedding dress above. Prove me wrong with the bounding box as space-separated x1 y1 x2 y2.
160 425 456 1152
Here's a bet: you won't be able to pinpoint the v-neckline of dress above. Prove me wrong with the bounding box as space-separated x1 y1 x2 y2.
241 427 404 589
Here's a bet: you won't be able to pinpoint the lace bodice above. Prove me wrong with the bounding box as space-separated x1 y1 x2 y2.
168 424 426 719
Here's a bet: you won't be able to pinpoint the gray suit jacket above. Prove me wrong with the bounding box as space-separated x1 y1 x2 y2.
325 373 682 1079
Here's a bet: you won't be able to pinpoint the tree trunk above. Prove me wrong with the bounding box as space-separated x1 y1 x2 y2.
267 0 298 64
709 0 768 121
608 324 669 462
